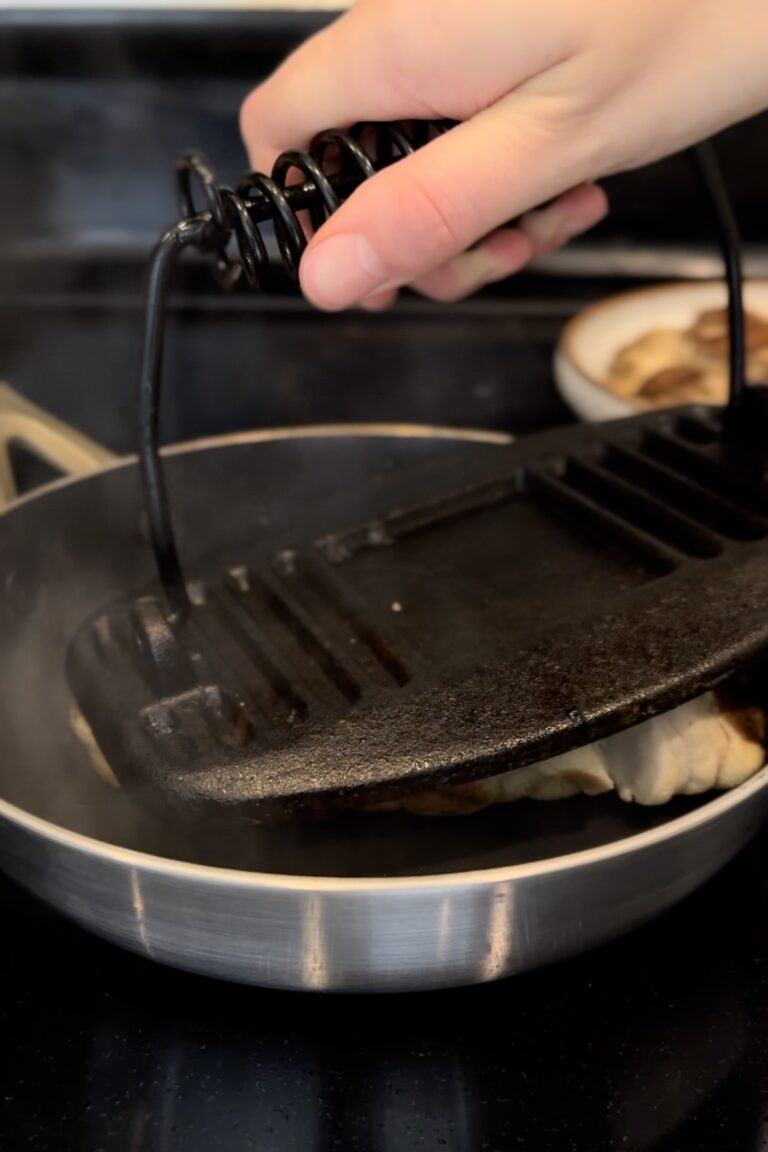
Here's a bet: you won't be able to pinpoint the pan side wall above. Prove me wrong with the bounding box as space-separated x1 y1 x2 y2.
1 786 766 993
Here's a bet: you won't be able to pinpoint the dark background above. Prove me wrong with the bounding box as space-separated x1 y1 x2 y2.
2 8 768 453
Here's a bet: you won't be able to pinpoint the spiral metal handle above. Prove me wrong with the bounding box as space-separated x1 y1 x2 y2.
176 121 453 292
139 121 459 619
138 121 747 621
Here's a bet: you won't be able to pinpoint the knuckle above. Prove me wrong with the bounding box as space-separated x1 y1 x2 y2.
238 86 261 141
390 172 470 270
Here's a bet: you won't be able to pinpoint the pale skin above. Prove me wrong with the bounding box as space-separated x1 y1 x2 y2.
240 0 768 311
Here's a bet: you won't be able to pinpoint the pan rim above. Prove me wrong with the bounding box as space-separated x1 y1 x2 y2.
2 425 766 891
0 418 513 518
2 768 767 892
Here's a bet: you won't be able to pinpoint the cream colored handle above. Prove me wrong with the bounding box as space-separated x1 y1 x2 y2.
0 382 117 508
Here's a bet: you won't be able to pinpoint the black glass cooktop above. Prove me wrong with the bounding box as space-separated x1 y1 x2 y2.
2 828 768 1152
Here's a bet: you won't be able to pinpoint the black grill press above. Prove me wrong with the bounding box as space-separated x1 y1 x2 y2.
66 124 768 820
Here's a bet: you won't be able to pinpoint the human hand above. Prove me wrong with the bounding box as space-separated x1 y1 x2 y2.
241 0 768 310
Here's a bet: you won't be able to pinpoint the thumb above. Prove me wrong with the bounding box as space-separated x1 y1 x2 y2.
299 98 596 310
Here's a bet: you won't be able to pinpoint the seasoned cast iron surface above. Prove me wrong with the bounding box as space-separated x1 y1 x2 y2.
64 412 768 818
0 430 722 874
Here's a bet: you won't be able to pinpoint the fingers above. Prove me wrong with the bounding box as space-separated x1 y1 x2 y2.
298 98 597 310
357 183 607 308
240 5 432 174
241 7 603 311
519 181 609 251
239 0 575 173
410 182 608 301
408 228 535 302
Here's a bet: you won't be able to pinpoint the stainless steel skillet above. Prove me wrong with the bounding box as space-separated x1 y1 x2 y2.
0 395 765 992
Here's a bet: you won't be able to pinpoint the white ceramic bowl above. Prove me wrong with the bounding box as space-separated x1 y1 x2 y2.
554 279 768 421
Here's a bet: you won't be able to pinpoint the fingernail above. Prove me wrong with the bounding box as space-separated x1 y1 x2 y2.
523 201 605 248
301 233 390 310
557 215 592 241
522 206 576 246
520 206 558 246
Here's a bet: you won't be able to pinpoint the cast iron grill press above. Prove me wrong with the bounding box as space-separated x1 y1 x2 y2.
67 123 768 821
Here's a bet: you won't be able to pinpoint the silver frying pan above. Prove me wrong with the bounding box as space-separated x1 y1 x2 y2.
0 384 766 993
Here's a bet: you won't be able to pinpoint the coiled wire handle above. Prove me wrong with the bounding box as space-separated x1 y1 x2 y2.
139 121 452 621
138 122 747 621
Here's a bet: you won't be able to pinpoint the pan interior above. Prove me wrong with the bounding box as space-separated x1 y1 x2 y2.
0 432 717 878
61 402 768 817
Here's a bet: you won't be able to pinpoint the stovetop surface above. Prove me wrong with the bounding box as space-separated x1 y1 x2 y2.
2 829 768 1152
